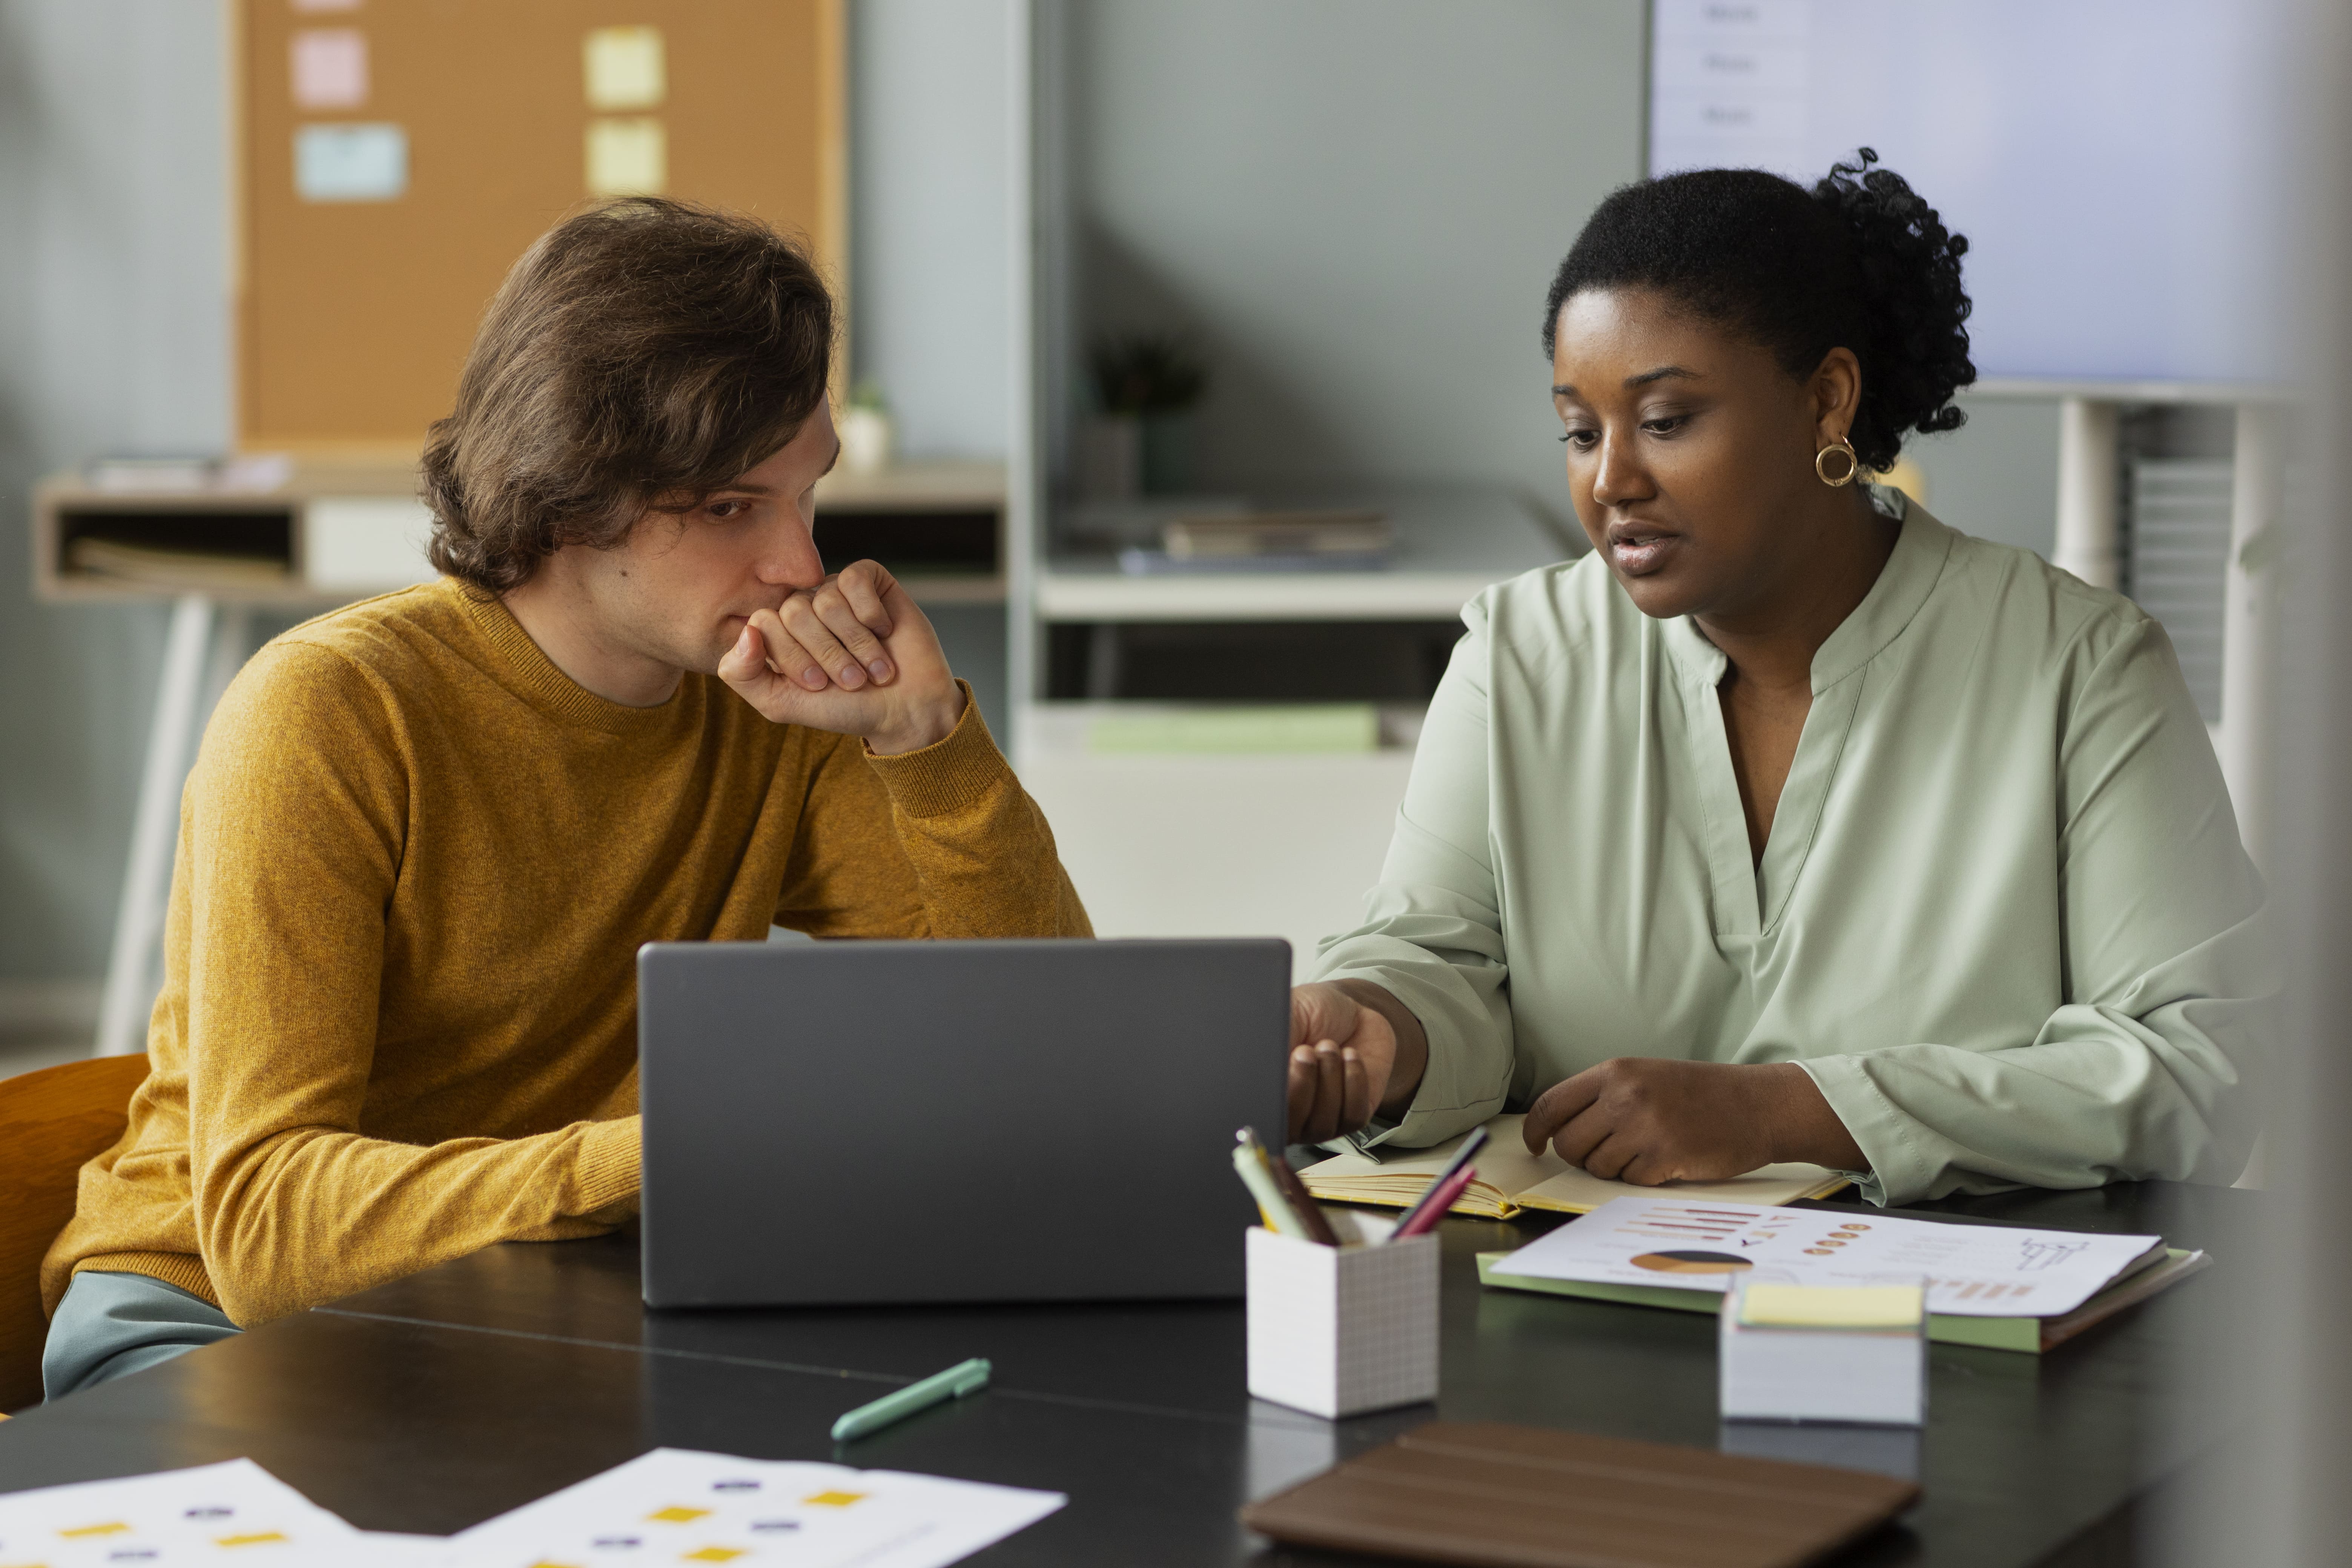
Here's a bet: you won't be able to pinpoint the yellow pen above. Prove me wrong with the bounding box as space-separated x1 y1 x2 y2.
1232 1130 1313 1238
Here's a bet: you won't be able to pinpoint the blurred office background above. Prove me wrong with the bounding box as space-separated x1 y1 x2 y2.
0 0 2086 1070
10 3 2352 1561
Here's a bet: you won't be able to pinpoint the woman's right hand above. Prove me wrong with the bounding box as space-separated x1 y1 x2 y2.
1285 981 1426 1144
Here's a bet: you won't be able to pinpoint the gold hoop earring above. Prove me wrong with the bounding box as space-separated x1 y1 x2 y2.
1815 438 1861 487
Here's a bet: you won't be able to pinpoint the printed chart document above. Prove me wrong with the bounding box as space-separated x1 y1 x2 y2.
1492 1197 2168 1318
449 1447 1065 1568
0 1457 405 1566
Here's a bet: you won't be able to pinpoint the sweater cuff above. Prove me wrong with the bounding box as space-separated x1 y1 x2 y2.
71 1252 220 1311
863 681 1012 818
571 1117 643 1216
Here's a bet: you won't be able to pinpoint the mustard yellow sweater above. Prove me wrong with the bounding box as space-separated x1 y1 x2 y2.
43 580 1090 1326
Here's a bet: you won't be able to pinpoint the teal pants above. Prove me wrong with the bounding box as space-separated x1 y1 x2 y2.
42 1270 239 1401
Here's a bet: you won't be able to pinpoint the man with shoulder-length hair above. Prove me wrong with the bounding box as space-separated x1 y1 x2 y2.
39 198 1090 1397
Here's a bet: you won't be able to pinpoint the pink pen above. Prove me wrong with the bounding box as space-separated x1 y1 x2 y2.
1391 1159 1480 1239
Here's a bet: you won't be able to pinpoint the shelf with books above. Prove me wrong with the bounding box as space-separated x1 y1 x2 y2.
1035 488 1572 624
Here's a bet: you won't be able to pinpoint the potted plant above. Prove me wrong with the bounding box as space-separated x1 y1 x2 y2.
1081 333 1207 498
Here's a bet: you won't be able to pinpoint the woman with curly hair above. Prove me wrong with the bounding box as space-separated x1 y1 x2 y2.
1284 153 2270 1206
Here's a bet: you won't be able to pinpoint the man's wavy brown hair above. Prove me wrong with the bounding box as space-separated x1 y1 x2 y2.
422 197 834 594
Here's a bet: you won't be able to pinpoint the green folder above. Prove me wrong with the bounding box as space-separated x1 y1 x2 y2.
1087 705 1379 755
1475 1248 2208 1355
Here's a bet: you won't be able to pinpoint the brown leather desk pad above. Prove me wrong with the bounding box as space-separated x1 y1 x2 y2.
1240 1420 1919 1568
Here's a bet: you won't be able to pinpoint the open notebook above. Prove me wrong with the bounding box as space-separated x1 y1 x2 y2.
1298 1113 1850 1219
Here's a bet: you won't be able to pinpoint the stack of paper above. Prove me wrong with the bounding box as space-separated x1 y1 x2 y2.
1163 510 1391 559
1118 508 1394 574
68 538 291 591
1719 1279 1927 1426
1300 1114 1850 1220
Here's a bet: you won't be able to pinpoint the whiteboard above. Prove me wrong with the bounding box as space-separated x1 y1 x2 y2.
1647 0 2294 386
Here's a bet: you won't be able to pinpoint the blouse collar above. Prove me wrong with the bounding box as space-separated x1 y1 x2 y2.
1661 485 1954 693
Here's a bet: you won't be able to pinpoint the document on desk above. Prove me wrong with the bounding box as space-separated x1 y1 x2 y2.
1493 1196 2169 1318
0 1457 413 1565
448 1447 1064 1568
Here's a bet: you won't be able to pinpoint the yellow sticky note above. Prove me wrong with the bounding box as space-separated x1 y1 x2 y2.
585 27 666 110
586 118 667 197
682 1550 749 1564
801 1490 866 1508
1739 1283 1925 1330
215 1533 291 1548
646 1506 711 1524
59 1522 130 1538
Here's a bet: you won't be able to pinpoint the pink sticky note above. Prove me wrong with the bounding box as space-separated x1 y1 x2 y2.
291 29 368 109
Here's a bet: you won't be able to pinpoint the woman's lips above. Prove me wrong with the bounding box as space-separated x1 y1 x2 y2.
1608 529 1676 576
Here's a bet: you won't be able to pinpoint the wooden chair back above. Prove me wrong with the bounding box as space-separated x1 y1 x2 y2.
0 1054 149 1413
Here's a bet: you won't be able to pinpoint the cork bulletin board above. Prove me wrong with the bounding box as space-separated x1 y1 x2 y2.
236 0 846 453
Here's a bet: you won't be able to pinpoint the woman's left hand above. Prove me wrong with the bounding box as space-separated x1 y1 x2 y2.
1520 1059 1866 1184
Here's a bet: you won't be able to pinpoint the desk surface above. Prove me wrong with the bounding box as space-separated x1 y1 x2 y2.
0 1183 2250 1566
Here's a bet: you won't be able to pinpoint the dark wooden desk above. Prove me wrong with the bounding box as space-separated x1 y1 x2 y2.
0 1183 2251 1566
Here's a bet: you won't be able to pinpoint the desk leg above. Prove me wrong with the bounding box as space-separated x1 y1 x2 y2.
94 594 216 1058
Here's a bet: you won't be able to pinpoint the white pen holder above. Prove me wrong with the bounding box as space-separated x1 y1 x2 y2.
1245 1227 1439 1419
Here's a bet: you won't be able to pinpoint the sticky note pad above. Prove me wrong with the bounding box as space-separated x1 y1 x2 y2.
585 26 666 110
1738 1283 1925 1330
585 118 667 196
290 29 367 109
294 123 407 201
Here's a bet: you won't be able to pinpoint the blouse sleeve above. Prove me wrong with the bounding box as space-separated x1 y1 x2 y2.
1799 616 2275 1203
1311 598 1518 1147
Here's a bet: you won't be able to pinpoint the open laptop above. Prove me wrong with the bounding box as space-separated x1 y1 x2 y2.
637 937 1290 1309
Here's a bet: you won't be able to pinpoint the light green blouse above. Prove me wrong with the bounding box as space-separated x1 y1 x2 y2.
1314 494 2271 1205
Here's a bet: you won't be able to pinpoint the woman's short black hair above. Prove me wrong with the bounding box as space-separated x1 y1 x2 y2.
1542 150 1973 472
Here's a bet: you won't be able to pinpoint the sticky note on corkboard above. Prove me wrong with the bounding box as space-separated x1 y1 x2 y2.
585 26 667 110
586 118 667 196
290 29 367 109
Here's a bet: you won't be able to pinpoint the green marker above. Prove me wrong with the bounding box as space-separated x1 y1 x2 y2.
831 1358 992 1442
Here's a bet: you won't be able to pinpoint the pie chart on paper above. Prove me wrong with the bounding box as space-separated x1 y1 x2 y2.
1630 1250 1754 1275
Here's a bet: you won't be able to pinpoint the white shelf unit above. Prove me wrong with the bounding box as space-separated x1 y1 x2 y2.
1964 382 2290 872
1004 3 1578 967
